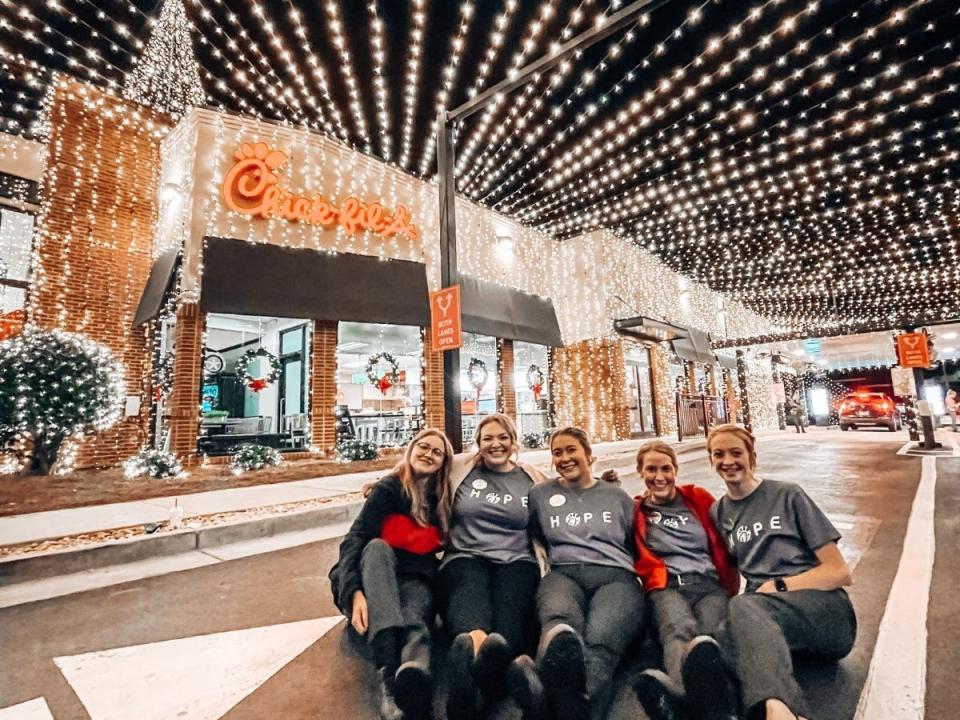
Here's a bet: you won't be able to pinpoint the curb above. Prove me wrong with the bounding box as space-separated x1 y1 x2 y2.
0 499 363 586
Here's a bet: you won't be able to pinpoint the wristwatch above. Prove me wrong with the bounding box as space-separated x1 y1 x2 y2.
774 577 789 592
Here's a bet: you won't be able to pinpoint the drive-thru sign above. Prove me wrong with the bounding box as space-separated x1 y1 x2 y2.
431 285 462 352
895 332 931 368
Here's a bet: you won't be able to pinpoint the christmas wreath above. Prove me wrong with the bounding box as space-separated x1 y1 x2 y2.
237 347 280 393
366 352 401 395
526 364 545 402
467 357 489 402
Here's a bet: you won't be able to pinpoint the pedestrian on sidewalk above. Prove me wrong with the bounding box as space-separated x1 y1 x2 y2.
681 424 856 720
629 440 740 720
784 396 806 434
946 388 958 432
507 427 646 720
438 413 550 720
328 428 455 720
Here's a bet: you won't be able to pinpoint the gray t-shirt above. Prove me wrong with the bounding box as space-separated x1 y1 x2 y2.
443 464 536 566
641 496 717 578
529 478 635 573
712 479 840 590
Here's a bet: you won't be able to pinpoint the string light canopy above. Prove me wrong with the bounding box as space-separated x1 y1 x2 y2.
1 0 958 336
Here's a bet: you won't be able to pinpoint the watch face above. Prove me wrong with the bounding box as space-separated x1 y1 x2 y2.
203 353 224 374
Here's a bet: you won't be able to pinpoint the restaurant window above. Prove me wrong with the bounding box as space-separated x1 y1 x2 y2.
336 322 423 447
199 313 311 455
461 332 498 445
0 206 33 341
514 341 550 437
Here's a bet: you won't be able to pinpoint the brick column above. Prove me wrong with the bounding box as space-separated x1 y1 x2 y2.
649 345 678 436
497 338 517 420
311 320 338 454
551 338 629 442
167 304 203 465
30 79 170 468
422 328 445 432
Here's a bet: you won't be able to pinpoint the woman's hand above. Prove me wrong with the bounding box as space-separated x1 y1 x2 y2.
351 590 369 635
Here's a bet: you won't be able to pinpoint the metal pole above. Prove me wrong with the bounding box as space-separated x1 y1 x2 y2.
437 113 463 453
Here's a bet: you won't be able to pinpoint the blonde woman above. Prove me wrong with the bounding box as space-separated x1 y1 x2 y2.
329 429 455 720
440 413 549 720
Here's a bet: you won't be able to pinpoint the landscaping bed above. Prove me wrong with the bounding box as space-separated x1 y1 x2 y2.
0 454 396 517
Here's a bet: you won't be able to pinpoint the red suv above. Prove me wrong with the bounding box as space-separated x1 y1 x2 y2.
838 392 901 432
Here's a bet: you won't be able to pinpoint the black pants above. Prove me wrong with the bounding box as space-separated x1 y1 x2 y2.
649 579 729 688
438 555 541 655
360 539 434 651
720 589 857 717
536 564 646 703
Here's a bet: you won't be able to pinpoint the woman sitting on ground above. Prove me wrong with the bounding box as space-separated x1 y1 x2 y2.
507 427 645 720
439 413 549 720
630 440 740 720
684 424 856 720
328 428 455 720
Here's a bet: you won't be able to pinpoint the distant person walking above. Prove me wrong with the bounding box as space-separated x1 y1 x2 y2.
946 388 959 432
785 395 806 434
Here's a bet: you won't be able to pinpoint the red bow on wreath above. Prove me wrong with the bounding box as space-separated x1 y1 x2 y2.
532 383 543 402
249 378 268 393
377 375 393 394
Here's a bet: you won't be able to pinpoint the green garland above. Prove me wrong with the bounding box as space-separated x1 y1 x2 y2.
467 357 489 393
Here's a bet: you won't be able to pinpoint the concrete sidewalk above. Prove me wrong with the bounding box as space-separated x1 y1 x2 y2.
0 436 707 549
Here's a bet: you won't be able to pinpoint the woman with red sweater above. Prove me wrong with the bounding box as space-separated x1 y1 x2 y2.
329 429 455 720
631 440 739 720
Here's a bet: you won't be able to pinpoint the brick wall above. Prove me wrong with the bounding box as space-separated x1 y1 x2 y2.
311 320 338 454
649 345 678 436
422 328 445 432
167 304 203 464
497 339 517 420
30 79 169 468
551 338 630 442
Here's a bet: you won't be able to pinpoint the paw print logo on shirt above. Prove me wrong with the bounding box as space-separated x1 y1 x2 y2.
648 511 662 525
735 525 752 543
565 513 581 527
485 492 501 504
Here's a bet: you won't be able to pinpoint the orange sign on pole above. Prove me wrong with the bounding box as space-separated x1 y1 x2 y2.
431 285 462 352
896 332 931 368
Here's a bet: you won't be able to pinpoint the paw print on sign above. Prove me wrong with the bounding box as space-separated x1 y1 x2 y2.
222 142 288 216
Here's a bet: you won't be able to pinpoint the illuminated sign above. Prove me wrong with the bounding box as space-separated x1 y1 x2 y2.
431 285 462 352
895 332 931 368
221 142 419 241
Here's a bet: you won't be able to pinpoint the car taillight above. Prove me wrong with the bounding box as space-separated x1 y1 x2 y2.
840 401 852 413
879 401 891 411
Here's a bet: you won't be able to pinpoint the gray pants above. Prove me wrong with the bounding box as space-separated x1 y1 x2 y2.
720 589 857 717
649 580 729 688
360 539 434 640
537 564 646 702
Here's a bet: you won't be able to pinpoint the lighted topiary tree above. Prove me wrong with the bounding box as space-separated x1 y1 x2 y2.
0 327 124 474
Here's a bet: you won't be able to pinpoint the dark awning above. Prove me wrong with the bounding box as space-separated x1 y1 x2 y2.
613 316 686 343
133 247 180 326
715 353 738 370
199 237 430 325
460 275 563 347
671 327 716 364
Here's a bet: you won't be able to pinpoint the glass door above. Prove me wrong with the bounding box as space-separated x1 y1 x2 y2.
625 345 656 436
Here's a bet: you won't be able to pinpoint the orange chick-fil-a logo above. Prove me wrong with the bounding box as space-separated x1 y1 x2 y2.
221 142 419 242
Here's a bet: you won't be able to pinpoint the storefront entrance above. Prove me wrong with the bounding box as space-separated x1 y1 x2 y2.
625 344 656 436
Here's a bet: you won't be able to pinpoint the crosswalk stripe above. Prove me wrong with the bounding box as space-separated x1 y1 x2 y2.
853 455 935 720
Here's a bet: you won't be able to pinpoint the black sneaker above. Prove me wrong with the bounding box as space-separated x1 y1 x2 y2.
633 669 691 720
472 632 512 702
506 655 548 720
446 633 478 720
394 661 432 720
681 636 738 720
376 667 405 720
536 624 588 720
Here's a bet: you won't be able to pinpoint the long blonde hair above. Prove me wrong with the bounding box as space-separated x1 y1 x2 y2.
472 412 521 467
391 428 455 538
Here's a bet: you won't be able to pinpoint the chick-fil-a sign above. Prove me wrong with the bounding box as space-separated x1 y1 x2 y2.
221 142 419 242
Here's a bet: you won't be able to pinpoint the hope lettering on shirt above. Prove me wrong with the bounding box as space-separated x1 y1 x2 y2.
468 478 527 506
548 510 614 528
726 515 782 547
648 510 689 530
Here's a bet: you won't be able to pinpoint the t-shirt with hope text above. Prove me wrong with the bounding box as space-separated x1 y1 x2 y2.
528 478 635 573
712 479 840 590
641 495 717 578
443 464 537 567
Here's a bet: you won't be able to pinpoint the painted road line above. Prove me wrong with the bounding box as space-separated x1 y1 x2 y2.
897 439 915 456
853 455 936 720
0 698 54 720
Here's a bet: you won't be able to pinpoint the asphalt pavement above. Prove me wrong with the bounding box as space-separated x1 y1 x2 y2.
0 429 955 720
